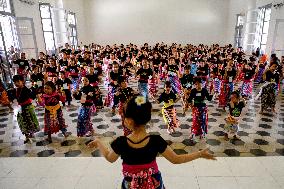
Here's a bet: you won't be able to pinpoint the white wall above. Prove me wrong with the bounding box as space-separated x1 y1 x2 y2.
84 0 230 46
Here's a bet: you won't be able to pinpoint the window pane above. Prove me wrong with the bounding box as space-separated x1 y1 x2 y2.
260 45 266 52
0 15 19 49
261 34 268 44
40 5 51 18
262 21 270 34
72 28 76 36
237 16 244 26
73 38 77 47
44 32 55 50
69 37 73 44
0 0 12 13
264 8 271 21
42 19 53 32
68 13 76 25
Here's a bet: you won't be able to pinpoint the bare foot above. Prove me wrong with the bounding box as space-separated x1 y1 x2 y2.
233 135 240 140
224 133 229 141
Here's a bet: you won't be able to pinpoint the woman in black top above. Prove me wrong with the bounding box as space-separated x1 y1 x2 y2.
66 59 80 91
166 57 181 94
136 59 153 101
73 77 96 137
12 75 39 143
219 60 237 110
88 95 215 189
114 78 136 136
45 58 58 83
258 62 279 114
188 78 213 141
240 63 255 98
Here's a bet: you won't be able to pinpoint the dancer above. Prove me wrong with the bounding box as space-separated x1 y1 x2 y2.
241 63 255 99
166 57 181 94
180 65 194 114
156 81 180 134
114 78 136 136
0 79 13 112
88 95 215 189
56 71 73 107
258 62 280 114
105 61 124 113
224 91 246 141
12 75 39 143
37 81 68 143
188 78 213 141
219 60 237 110
73 77 95 137
136 59 153 100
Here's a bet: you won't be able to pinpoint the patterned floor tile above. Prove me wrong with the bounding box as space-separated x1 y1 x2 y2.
0 79 283 157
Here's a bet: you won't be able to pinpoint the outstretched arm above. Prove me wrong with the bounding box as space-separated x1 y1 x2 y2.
88 139 119 163
162 147 216 164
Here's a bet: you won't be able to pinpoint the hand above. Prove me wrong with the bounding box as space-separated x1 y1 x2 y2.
88 139 100 148
199 148 216 160
88 92 93 96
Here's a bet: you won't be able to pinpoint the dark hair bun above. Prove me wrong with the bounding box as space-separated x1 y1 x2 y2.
12 75 24 82
124 96 152 126
194 77 202 84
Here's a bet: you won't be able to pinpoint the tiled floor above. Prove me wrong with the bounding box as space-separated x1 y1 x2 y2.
0 157 283 189
0 78 284 157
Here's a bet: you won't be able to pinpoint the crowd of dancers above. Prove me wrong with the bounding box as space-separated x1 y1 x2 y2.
0 43 283 144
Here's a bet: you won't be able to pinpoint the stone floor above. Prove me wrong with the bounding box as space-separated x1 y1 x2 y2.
0 78 284 157
0 157 284 189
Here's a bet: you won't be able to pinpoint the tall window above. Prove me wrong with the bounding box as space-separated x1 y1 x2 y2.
0 0 17 82
254 4 272 53
39 3 56 54
234 14 244 48
0 0 12 13
0 0 18 50
67 12 78 47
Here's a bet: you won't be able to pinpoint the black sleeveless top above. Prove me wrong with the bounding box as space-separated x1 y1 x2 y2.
111 135 168 165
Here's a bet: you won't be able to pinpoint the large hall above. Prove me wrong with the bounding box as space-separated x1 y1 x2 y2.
0 0 284 188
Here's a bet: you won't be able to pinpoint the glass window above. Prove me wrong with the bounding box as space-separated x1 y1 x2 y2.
261 34 268 44
39 3 56 53
264 8 271 22
43 32 55 51
260 44 266 52
39 5 51 19
252 5 271 53
0 0 12 13
0 15 19 49
262 21 270 34
42 19 53 32
68 13 76 26
234 14 244 48
237 15 244 26
67 12 77 47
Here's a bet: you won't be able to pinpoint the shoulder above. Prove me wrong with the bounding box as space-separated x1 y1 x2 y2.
150 135 164 141
111 136 127 145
